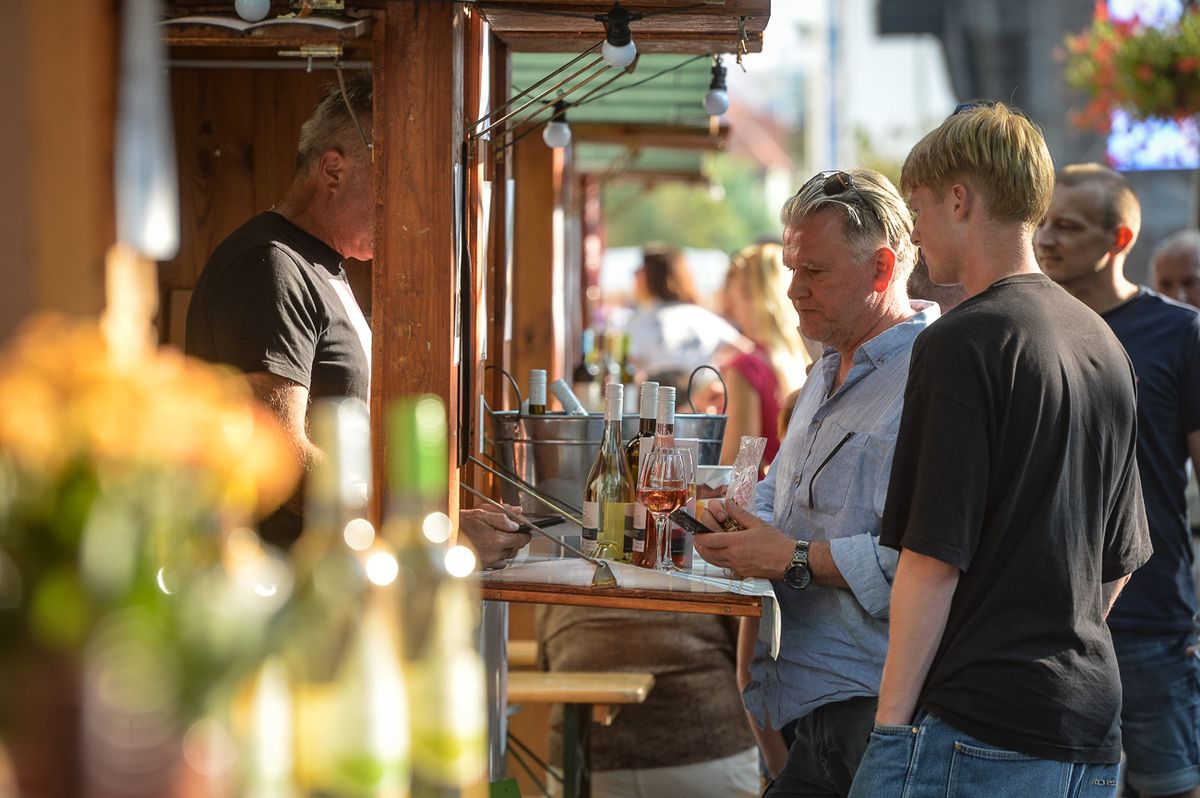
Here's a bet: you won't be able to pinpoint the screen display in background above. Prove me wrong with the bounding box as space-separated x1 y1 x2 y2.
1106 0 1200 171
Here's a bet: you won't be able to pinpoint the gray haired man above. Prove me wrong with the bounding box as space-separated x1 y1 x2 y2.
695 168 940 797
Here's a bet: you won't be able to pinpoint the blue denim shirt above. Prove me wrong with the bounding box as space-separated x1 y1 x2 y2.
745 302 939 728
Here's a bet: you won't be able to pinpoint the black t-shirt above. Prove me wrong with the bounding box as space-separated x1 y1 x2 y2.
880 273 1152 764
1102 289 1200 635
185 211 371 546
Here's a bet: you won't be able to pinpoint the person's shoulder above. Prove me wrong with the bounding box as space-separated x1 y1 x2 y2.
1136 288 1200 327
203 216 313 281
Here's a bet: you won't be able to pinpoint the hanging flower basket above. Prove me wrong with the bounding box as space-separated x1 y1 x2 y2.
1063 2 1200 132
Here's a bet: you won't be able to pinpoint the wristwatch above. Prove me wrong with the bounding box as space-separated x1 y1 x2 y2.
784 540 811 589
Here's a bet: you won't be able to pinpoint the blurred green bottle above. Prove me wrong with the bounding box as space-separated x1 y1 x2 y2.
385 395 488 797
282 397 410 798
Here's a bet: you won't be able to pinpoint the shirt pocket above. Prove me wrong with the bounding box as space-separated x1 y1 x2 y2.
804 420 868 515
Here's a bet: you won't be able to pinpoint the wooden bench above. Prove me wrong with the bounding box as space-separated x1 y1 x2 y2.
507 638 539 669
506 670 655 798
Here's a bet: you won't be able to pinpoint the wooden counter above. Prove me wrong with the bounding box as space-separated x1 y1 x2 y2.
481 579 762 617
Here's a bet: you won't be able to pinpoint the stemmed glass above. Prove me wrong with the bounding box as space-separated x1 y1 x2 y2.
637 446 695 572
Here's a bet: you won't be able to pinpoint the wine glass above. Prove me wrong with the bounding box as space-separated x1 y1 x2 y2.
637 446 694 572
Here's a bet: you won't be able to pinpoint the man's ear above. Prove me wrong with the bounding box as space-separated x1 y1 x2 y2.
316 148 346 191
951 183 972 222
1111 225 1135 256
873 247 897 293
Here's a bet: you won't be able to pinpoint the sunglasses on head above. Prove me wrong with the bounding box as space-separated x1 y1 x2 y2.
796 170 881 223
951 98 1034 124
801 169 861 198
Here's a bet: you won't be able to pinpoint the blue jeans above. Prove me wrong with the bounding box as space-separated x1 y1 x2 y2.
848 713 1120 798
1112 630 1200 796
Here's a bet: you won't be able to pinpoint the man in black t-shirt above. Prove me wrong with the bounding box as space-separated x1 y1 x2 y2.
848 104 1152 798
1038 164 1200 798
186 76 529 564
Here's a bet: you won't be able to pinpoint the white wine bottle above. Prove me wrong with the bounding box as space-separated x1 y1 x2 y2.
528 369 548 415
285 397 410 798
385 395 488 797
551 377 589 416
655 385 676 448
626 381 658 565
582 382 635 561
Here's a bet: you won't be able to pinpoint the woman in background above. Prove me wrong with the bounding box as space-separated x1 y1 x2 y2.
714 243 811 471
625 244 741 378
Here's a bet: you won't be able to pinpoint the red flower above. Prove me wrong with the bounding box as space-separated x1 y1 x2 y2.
1177 56 1199 73
1136 64 1156 82
1094 0 1109 23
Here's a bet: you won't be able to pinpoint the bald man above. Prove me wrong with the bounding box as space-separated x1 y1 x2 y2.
1153 229 1200 309
1037 164 1200 798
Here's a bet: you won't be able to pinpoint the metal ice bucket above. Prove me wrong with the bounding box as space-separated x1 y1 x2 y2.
484 410 727 513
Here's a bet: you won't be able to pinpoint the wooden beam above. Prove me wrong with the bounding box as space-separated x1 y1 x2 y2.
477 0 769 54
371 0 464 523
493 32 762 54
572 122 727 151
487 36 516 412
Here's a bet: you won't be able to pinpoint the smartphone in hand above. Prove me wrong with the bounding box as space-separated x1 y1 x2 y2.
670 509 714 535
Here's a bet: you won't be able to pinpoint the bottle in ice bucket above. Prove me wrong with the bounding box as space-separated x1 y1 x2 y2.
385 395 488 796
528 368 548 415
283 397 411 797
582 382 635 560
626 381 658 565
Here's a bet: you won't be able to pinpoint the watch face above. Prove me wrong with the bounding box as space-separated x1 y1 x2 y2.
785 564 811 589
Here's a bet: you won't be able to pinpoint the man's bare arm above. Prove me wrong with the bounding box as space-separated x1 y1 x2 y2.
875 549 959 725
1101 574 1131 619
245 372 320 514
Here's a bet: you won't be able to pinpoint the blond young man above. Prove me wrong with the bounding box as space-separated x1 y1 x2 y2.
1038 164 1200 798
848 104 1152 797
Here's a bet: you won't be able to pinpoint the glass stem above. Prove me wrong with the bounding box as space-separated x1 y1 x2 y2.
656 513 670 569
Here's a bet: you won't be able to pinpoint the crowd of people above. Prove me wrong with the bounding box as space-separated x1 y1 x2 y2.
183 72 1200 798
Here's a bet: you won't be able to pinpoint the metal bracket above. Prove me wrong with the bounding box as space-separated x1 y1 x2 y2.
276 45 343 72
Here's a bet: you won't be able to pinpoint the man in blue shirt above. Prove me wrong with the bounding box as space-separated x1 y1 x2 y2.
695 167 939 797
1037 163 1200 798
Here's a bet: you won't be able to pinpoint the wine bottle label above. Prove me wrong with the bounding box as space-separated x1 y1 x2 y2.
633 444 651 532
582 500 600 553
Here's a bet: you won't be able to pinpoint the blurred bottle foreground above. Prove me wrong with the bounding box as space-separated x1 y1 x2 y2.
231 395 486 798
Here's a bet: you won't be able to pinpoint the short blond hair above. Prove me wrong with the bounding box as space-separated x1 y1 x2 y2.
901 103 1053 226
779 168 917 281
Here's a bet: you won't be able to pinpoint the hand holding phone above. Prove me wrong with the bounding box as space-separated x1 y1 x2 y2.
670 508 715 535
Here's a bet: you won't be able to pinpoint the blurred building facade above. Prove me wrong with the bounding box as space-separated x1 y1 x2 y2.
879 0 1200 283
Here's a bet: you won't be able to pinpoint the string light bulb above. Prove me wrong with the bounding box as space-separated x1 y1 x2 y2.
542 100 572 149
234 0 271 23
597 2 640 69
704 56 730 117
